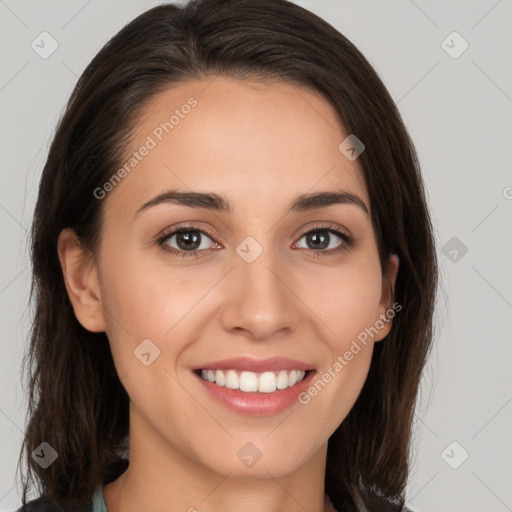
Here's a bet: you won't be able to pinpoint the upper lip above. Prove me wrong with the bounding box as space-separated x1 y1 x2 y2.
193 356 314 373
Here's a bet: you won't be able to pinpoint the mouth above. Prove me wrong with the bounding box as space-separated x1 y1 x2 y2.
191 356 316 416
194 368 312 393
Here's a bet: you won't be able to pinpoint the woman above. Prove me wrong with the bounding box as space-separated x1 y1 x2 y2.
16 0 438 511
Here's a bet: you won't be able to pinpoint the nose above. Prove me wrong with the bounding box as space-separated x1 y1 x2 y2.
220 247 298 341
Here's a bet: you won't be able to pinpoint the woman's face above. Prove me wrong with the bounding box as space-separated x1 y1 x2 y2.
66 76 398 479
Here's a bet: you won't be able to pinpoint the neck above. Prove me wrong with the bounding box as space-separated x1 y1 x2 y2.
103 407 337 512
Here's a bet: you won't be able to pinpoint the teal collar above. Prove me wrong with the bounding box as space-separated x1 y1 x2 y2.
91 484 107 512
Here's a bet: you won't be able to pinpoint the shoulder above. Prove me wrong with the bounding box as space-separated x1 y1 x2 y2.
15 497 55 512
15 496 92 512
15 482 104 512
362 495 413 512
330 489 413 512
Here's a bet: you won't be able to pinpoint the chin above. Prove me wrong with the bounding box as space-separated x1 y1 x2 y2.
198 441 314 480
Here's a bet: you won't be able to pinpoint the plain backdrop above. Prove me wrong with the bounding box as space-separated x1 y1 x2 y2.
1 1 511 511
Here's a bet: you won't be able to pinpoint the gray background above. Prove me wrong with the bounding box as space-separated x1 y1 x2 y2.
1 0 511 511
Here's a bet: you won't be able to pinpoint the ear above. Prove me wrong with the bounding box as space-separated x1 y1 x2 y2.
374 253 399 342
57 227 106 333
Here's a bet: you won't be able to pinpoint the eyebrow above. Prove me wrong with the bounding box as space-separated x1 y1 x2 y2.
134 189 369 218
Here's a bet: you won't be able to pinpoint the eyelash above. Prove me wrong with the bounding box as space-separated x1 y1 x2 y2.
156 223 354 259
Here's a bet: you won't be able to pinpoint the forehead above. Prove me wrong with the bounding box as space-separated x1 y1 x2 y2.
105 76 369 215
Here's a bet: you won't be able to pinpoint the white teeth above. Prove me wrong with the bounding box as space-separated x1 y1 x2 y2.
276 370 289 389
258 372 276 393
225 369 238 390
215 369 225 386
239 371 258 392
199 369 307 392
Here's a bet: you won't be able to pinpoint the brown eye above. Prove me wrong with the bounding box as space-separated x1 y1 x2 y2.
172 230 203 251
158 227 218 257
295 226 353 253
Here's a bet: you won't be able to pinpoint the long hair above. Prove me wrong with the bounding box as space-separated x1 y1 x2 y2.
16 1 438 510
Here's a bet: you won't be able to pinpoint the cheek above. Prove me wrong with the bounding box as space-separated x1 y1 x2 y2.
98 249 224 406
297 259 384 346
100 246 199 334
291 260 381 418
98 258 197 420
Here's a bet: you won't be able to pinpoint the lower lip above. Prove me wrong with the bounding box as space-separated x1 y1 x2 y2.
193 370 316 416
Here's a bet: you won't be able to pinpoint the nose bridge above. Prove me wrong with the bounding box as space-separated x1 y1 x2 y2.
220 234 295 339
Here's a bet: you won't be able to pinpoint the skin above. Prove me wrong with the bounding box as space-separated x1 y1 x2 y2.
58 76 399 512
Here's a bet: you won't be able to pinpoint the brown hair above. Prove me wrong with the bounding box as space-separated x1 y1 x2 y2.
17 1 438 510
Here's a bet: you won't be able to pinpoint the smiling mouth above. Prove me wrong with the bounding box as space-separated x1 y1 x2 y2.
194 368 312 393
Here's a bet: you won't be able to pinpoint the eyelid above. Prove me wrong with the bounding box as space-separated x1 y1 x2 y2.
295 222 352 242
